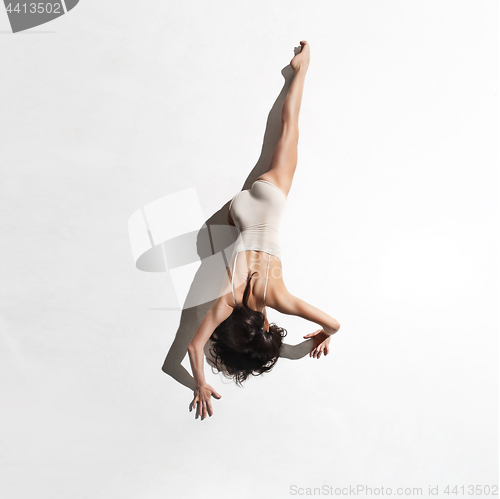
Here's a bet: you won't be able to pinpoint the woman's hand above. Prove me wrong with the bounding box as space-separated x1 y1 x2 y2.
190 383 222 420
303 329 331 359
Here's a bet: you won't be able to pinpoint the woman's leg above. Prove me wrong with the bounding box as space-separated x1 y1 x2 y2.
260 41 310 197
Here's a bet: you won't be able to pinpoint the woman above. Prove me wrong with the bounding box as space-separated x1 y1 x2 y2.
187 41 341 419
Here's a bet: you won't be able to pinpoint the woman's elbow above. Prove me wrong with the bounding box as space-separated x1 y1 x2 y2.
188 339 208 354
327 319 341 334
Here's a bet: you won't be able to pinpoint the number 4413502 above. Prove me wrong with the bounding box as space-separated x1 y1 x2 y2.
444 484 498 495
5 3 62 14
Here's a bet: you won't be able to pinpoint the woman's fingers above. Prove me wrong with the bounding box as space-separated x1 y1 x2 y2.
192 388 221 420
309 339 333 359
207 400 214 417
304 328 322 339
313 345 323 359
190 395 198 412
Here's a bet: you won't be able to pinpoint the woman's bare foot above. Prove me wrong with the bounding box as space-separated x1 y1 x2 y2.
290 40 310 72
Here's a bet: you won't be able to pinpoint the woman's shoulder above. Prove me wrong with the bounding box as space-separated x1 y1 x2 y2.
265 281 288 310
217 271 237 310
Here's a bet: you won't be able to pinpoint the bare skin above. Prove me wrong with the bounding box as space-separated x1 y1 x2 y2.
188 41 341 420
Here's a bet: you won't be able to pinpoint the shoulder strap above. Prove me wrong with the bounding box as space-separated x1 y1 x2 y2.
231 252 238 305
263 252 271 306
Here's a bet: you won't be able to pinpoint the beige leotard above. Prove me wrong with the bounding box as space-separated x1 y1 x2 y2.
228 179 287 306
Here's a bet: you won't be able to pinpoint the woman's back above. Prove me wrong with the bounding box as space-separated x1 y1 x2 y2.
227 250 284 312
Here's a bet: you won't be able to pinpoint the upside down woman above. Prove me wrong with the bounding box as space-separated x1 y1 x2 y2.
187 41 341 419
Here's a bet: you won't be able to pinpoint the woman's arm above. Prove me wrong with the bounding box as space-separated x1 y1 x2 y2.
272 289 341 360
187 296 233 419
187 296 234 385
274 289 341 336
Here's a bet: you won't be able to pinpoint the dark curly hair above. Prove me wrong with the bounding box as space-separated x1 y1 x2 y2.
209 270 287 386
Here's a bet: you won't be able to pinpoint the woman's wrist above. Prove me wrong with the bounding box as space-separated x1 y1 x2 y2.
187 344 208 388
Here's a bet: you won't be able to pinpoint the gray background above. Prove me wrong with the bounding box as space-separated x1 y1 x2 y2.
0 1 497 498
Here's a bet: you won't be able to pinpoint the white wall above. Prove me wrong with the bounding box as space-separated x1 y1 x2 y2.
0 1 497 498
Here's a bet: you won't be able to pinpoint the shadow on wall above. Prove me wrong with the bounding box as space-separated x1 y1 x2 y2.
129 59 312 393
